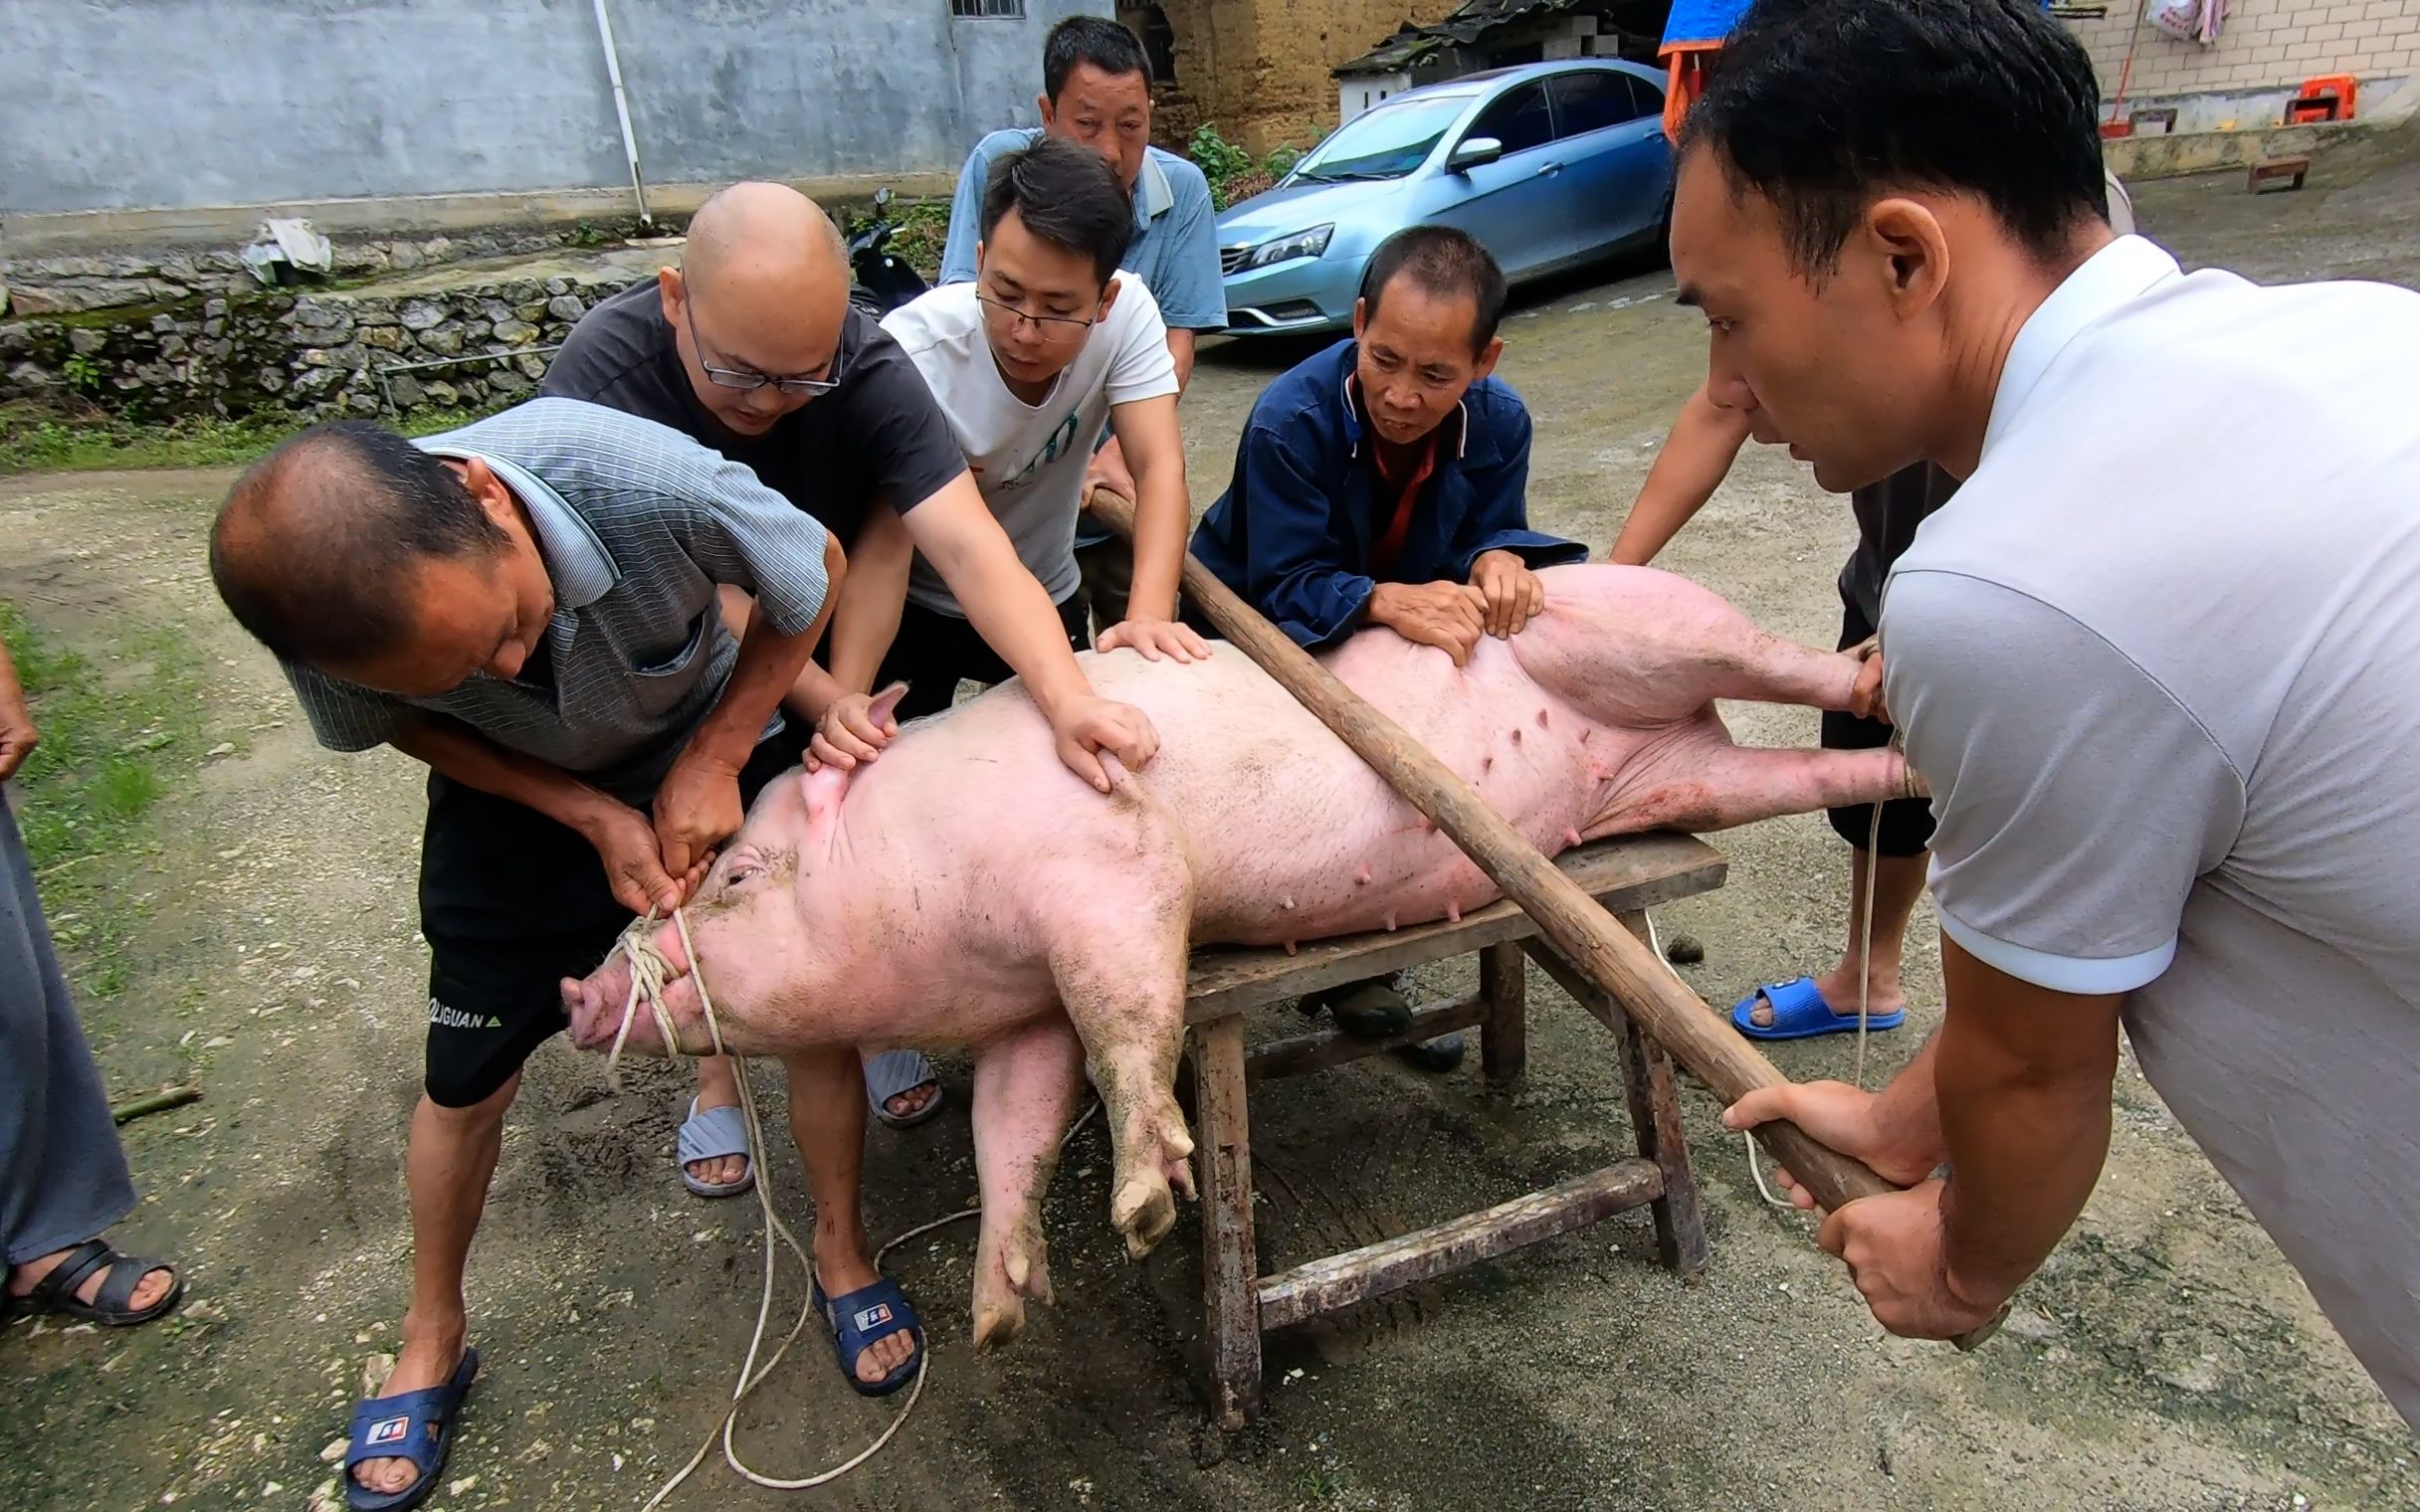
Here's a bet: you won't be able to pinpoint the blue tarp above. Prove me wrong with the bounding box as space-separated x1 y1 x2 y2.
1661 0 1750 50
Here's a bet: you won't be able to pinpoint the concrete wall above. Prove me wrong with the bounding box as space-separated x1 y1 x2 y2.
2066 0 2420 122
2 0 1109 217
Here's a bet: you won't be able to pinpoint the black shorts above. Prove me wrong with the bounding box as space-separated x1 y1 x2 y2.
416 724 808 1108
872 594 1089 723
1821 592 1935 857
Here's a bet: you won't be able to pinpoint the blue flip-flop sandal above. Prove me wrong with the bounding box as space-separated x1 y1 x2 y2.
1730 975 1906 1040
343 1347 480 1512
811 1276 924 1398
677 1096 755 1199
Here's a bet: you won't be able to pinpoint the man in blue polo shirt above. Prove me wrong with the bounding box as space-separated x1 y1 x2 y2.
1191 226 1587 1070
939 14 1223 638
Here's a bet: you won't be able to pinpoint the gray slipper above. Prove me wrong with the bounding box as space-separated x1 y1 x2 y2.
677 1096 754 1199
866 1048 945 1130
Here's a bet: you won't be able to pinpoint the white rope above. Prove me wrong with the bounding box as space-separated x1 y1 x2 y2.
605 907 1097 1506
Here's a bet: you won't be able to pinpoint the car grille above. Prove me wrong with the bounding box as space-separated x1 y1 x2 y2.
1220 245 1251 276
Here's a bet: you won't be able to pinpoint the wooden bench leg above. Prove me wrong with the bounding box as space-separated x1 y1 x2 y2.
1614 912 1709 1278
1194 1015 1263 1425
1480 940 1526 1084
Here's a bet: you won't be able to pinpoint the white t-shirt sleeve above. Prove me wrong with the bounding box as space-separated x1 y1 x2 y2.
1103 277 1180 407
1883 570 2245 995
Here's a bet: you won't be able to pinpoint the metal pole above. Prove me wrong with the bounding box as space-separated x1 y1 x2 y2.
592 0 654 225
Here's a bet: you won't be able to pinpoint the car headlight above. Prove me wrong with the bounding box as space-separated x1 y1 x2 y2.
1244 225 1333 270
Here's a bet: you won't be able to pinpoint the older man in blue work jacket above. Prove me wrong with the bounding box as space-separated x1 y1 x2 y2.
1191 225 1586 1070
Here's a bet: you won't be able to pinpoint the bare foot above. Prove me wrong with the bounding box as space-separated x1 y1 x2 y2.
351 1308 467 1499
6 1243 175 1312
883 1080 940 1121
686 1057 749 1190
814 1238 915 1386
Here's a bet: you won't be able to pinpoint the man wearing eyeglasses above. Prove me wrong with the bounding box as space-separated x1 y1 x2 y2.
542 181 1161 1397
827 136 1204 744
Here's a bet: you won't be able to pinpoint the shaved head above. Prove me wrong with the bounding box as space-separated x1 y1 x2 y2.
661 181 853 436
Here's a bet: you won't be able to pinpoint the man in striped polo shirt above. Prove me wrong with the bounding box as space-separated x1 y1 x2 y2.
209 396 844 1507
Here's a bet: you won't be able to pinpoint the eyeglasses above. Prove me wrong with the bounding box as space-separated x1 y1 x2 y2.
976 291 1101 332
684 301 842 396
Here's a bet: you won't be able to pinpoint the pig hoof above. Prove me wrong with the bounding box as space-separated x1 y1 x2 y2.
1112 1175 1177 1258
973 1297 1027 1353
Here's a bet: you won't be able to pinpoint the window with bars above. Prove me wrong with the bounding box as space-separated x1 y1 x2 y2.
950 0 1026 17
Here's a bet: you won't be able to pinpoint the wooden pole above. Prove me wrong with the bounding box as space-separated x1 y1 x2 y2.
1090 489 2000 1350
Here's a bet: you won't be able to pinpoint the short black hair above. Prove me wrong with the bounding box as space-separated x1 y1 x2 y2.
1682 0 2109 284
1358 225 1510 354
1043 15 1151 100
210 421 508 667
980 135 1135 289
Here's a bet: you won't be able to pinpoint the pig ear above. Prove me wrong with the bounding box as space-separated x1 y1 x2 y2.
798 762 851 841
867 681 909 733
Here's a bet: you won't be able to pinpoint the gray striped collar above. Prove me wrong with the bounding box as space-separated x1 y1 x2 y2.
413 441 619 612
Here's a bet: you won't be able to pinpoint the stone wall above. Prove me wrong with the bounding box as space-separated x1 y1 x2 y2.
0 222 656 318
1151 0 1464 155
0 266 649 424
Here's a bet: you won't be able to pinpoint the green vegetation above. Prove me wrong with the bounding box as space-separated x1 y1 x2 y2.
0 401 496 476
1189 122 1304 211
0 602 200 1001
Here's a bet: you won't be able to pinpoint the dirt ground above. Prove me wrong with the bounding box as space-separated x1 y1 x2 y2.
7 135 2419 1512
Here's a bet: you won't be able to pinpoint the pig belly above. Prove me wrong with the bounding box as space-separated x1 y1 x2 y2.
1069 636 1626 948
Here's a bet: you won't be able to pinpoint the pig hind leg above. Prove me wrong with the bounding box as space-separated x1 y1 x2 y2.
1045 878 1197 1260
1517 564 1865 723
969 1015 1087 1352
1590 718 1916 836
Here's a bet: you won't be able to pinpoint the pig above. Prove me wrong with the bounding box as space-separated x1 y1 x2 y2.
562 564 1915 1348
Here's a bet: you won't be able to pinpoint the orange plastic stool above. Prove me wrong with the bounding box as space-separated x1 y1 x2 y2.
2287 74 2358 124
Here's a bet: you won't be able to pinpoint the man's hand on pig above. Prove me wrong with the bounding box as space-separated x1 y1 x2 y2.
809 689 901 773
583 798 700 915
1096 616 1213 663
1368 580 1488 666
1049 695 1160 793
651 753 744 887
1469 549 1547 639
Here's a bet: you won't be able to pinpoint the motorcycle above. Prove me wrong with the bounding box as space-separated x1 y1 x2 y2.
847 186 931 318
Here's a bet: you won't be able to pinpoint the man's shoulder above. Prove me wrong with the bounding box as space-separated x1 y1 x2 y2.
967 126 1042 168
1247 341 1350 442
542 280 669 402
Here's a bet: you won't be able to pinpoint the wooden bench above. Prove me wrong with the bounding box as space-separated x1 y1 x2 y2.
1178 832 1727 1425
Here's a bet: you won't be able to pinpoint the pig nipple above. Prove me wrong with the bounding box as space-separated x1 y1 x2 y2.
1536 707 1550 729
1511 727 1523 745
1383 911 1398 933
1579 727 1593 745
1563 827 1584 850
1447 899 1462 924
1355 864 1373 886
1280 895 1296 911
1284 940 1299 957
1482 754 1495 773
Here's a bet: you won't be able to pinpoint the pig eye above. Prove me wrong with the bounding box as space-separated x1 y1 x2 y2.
722 855 763 885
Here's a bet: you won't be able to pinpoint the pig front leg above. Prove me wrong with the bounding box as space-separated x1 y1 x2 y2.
1046 898 1198 1261
969 1016 1086 1352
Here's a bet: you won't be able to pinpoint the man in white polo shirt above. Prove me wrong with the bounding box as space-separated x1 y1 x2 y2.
1684 0 2420 1427
810 134 1203 767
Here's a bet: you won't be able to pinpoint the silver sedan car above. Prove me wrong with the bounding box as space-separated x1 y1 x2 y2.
1216 61 1675 335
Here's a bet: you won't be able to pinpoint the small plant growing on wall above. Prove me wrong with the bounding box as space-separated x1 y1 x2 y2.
62 355 102 393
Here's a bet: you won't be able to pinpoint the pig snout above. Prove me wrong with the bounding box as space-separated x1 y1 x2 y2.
561 919 699 1054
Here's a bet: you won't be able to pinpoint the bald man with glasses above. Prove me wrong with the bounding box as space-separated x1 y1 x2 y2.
542 184 1164 1395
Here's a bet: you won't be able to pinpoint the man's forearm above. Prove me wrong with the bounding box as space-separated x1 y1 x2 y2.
1117 416 1189 624
1607 386 1753 565
391 715 618 837
950 546 1093 715
689 535 841 769
826 511 915 696
1933 941 2124 1307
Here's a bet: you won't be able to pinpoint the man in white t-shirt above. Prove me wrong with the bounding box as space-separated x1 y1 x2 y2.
1684 0 2420 1427
809 136 1205 763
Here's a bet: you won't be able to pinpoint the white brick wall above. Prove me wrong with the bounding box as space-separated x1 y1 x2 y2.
2066 0 2420 102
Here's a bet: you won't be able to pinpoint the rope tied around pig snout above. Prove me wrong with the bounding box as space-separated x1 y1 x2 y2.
606 908 1103 1506
608 906 928 1505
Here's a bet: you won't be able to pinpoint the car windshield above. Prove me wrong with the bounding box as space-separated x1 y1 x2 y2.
1291 95 1472 183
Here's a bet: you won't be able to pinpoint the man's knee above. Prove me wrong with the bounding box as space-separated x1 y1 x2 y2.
420 1065 523 1123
